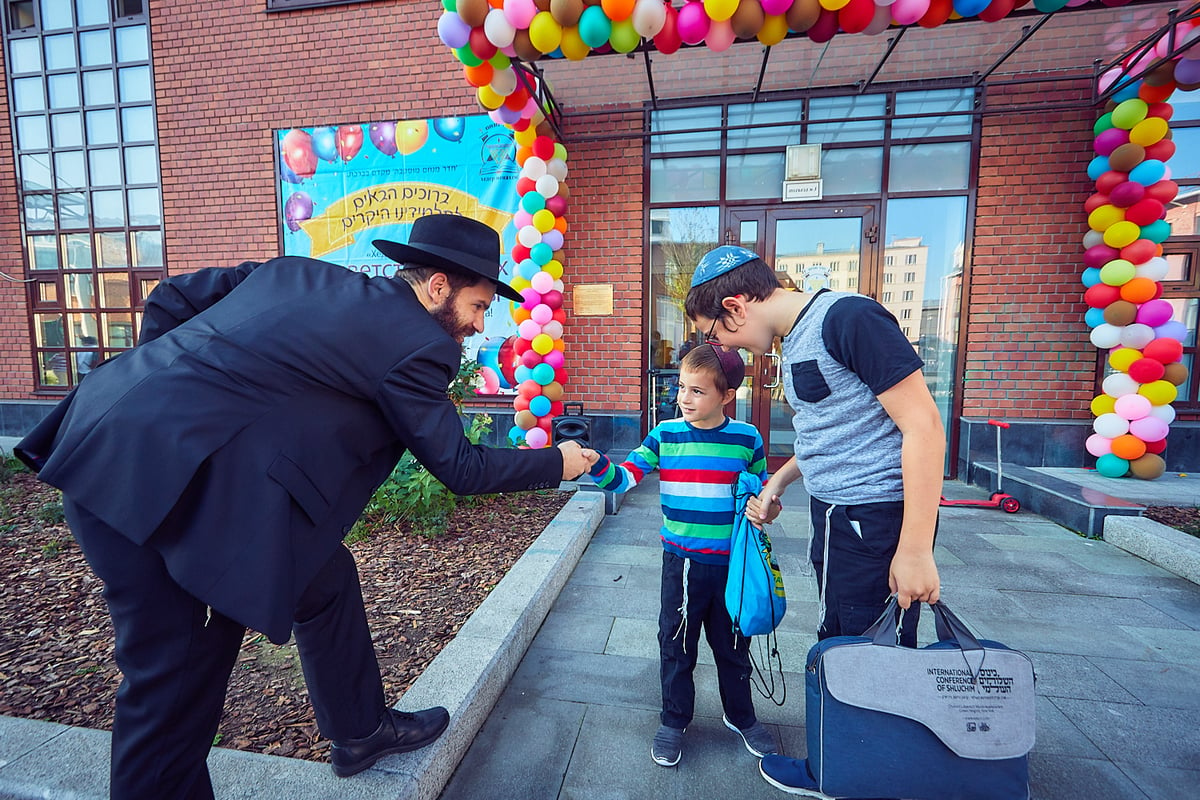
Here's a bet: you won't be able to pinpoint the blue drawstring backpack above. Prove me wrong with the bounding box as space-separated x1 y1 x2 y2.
726 472 787 637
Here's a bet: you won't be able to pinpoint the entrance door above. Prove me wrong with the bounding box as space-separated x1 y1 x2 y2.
726 204 879 470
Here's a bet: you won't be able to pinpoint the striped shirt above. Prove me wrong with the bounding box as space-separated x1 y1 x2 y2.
588 417 767 565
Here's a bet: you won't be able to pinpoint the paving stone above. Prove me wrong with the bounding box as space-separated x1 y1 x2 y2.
1049 698 1200 770
1028 754 1150 800
533 610 615 654
1001 590 1191 630
1030 695 1105 759
1116 625 1200 666
1087 656 1200 710
1024 652 1139 704
1112 762 1200 800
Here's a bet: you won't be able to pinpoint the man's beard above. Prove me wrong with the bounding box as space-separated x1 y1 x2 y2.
430 289 475 342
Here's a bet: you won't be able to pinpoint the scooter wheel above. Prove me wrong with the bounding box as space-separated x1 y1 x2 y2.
1000 497 1020 513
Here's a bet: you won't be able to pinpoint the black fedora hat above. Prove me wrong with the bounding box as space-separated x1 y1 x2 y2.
374 214 522 302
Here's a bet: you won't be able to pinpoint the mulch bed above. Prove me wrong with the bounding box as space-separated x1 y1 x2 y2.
0 469 569 762
1141 505 1200 539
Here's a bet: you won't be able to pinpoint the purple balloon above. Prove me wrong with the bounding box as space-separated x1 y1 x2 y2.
1174 57 1200 87
541 229 564 251
438 12 471 49
369 122 398 156
284 192 314 232
1154 320 1189 342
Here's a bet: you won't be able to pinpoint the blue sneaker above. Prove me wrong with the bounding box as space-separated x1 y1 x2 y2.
759 755 833 798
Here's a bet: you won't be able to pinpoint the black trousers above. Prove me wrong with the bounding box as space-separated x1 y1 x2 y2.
809 498 921 648
63 497 386 800
658 551 755 730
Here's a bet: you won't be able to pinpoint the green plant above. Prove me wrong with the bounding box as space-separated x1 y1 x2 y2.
41 539 62 557
35 500 65 524
0 454 27 484
348 356 498 541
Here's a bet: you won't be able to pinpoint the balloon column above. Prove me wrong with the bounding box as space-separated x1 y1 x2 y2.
1084 25 1198 480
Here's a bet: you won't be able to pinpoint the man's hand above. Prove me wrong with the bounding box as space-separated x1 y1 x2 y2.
746 491 783 527
558 440 592 480
888 547 940 609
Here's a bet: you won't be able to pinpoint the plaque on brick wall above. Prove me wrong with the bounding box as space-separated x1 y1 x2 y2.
573 284 614 316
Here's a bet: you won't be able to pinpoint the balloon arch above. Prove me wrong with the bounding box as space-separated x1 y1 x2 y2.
436 0 1198 478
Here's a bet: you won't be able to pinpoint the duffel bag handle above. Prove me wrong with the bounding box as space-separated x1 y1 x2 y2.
863 595 983 652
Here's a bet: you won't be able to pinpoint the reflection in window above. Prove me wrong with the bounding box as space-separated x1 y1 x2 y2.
648 206 719 368
893 88 973 139
889 142 970 192
726 152 784 201
821 147 882 195
808 95 885 143
650 106 722 155
727 100 802 150
650 156 720 203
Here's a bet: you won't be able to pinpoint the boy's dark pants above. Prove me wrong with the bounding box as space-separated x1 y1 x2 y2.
809 498 920 647
658 551 756 730
63 497 385 800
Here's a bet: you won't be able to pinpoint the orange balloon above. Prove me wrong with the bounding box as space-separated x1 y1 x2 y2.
513 306 532 323
554 216 568 233
600 0 635 20
464 62 494 88
1110 434 1147 461
516 145 533 165
1119 277 1157 304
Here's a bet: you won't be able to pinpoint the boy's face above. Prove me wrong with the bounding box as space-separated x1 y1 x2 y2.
695 299 776 356
676 368 735 429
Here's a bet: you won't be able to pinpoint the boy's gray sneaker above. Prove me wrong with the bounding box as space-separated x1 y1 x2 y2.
723 714 777 758
651 725 685 767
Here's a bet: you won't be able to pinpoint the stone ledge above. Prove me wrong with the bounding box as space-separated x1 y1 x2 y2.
0 491 606 800
1103 514 1200 587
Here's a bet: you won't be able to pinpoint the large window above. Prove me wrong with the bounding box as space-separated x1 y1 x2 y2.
5 0 163 390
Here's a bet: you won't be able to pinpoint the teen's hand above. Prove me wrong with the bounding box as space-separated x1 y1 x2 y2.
747 491 783 526
889 548 940 609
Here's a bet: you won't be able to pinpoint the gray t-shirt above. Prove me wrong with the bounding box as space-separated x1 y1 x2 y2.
780 290 923 505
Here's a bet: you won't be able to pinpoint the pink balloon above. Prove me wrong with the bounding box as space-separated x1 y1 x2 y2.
531 270 555 294
761 0 791 11
891 0 930 26
476 366 500 395
1097 67 1122 94
706 18 734 51
524 427 549 448
543 348 565 369
1114 393 1152 421
514 210 534 229
1136 299 1174 327
1085 434 1113 457
520 287 542 310
504 0 538 29
531 303 553 325
1129 416 1169 442
677 1 710 45
518 319 542 340
546 196 568 216
1093 127 1129 157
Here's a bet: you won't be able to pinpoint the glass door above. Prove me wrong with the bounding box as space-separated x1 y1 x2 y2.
727 205 879 469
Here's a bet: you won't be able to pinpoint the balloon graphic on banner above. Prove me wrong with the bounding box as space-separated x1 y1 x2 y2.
336 125 364 161
369 121 399 156
397 121 430 155
281 129 318 180
311 127 338 163
433 117 467 142
284 192 314 232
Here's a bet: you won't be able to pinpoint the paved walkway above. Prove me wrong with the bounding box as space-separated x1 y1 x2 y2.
440 475 1200 800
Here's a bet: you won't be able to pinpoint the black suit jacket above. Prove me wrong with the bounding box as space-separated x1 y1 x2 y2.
17 257 562 643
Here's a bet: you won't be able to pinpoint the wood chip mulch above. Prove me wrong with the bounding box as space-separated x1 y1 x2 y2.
1141 505 1200 538
0 469 570 762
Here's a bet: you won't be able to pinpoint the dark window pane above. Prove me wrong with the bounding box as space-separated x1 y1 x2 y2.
888 142 970 192
726 152 785 201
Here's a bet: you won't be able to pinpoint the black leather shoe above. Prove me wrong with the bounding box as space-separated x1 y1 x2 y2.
329 707 450 778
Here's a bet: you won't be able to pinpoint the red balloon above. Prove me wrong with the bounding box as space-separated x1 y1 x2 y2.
552 308 567 324
1138 81 1175 103
511 242 531 262
1083 193 1111 214
549 400 564 416
281 129 318 179
336 125 364 161
838 0 875 33
513 395 531 411
498 335 520 387
1120 239 1157 265
1144 179 1179 204
546 195 568 216
554 368 569 385
1146 102 1174 121
1085 283 1122 308
469 26 498 60
919 0 954 27
1125 198 1165 226
1128 357 1166 384
1144 138 1176 162
514 336 532 355
1143 337 1184 364
1145 438 1167 455
978 0 1014 21
1108 181 1144 208
516 177 537 195
542 289 563 309
807 8 838 43
537 417 553 434
532 136 556 160
521 349 542 368
1095 170 1128 195
653 3 681 55
1084 244 1120 269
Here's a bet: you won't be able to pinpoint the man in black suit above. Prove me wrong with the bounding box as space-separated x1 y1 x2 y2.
16 213 593 799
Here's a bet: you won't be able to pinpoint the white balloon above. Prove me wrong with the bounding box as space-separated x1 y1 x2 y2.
631 0 668 37
1119 323 1156 349
1094 412 1130 438
1082 229 1105 249
1148 403 1177 424
518 225 542 248
1135 256 1169 281
1089 323 1122 350
1102 372 1139 398
546 157 568 181
521 156 547 180
484 8 516 48
552 279 565 292
536 173 560 198
542 320 564 340
490 67 517 96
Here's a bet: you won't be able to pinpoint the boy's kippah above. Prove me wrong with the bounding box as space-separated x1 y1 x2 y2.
691 246 759 287
713 344 746 390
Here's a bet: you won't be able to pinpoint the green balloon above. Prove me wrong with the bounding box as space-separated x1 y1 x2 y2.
1093 112 1114 136
1142 219 1171 243
578 5 612 48
1096 453 1130 478
1111 98 1148 131
610 18 640 53
1099 259 1135 286
1033 0 1068 11
442 0 456 10
456 45 483 68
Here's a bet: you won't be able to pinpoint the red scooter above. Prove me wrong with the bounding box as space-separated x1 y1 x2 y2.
940 419 1021 513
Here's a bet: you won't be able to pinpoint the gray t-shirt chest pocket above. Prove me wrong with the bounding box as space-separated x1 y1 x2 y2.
791 359 831 402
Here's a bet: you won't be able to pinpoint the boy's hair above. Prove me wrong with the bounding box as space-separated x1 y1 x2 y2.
681 343 745 394
684 257 781 325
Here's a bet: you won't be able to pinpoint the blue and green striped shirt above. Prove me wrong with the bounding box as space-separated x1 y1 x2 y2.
588 417 767 565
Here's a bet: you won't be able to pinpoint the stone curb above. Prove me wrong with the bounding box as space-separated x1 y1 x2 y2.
0 490 606 800
1103 513 1200 587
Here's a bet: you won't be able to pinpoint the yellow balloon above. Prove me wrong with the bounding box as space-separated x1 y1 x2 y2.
514 126 537 147
533 209 556 233
1108 347 1142 372
757 13 788 45
559 25 591 60
1103 220 1141 249
1090 394 1117 417
1129 116 1168 147
818 0 850 9
705 0 739 22
528 11 563 54
1138 380 1177 406
510 275 531 292
543 259 564 279
1087 204 1124 232
532 333 554 355
477 85 504 110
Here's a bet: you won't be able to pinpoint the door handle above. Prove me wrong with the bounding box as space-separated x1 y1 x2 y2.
762 352 781 389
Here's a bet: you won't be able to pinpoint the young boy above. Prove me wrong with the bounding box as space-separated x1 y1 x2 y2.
684 245 943 795
584 344 778 768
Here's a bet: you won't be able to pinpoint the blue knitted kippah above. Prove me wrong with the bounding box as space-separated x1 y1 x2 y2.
691 245 759 287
